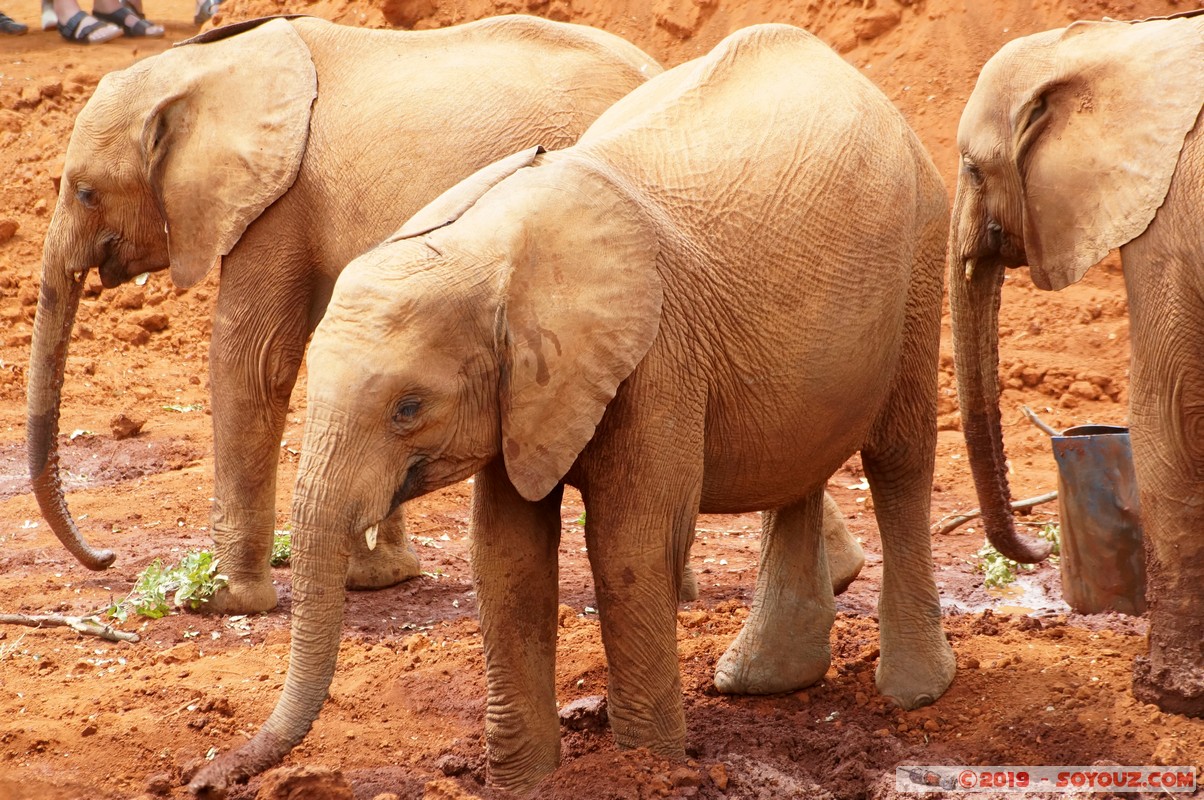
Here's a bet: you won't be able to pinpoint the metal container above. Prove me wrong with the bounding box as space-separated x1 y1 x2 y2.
1050 424 1146 616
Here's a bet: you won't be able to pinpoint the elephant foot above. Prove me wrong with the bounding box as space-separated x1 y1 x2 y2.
679 562 699 603
485 724 560 794
1133 654 1204 718
202 573 278 615
875 634 956 710
607 702 687 760
346 536 422 590
828 536 864 596
822 493 863 595
713 626 831 695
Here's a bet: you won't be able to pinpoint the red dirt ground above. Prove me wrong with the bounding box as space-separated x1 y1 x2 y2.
0 0 1201 798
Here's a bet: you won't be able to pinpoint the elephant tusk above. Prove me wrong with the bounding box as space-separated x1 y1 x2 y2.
963 258 976 283
365 524 379 551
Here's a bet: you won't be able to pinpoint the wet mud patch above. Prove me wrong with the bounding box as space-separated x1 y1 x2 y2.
0 435 202 501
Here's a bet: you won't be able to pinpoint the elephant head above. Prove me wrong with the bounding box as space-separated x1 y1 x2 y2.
27 19 317 570
189 148 662 794
949 14 1204 563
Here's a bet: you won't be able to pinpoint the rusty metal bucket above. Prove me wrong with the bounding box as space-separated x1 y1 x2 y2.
1050 424 1146 616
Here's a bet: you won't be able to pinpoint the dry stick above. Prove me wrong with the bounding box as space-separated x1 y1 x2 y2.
0 613 140 643
933 405 1062 534
933 491 1060 536
1021 405 1063 437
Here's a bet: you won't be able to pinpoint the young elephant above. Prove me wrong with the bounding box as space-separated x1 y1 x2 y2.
192 24 952 796
27 14 661 614
951 12 1204 716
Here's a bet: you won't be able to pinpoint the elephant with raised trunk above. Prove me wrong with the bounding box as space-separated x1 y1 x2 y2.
950 11 1204 716
192 24 951 796
26 14 663 614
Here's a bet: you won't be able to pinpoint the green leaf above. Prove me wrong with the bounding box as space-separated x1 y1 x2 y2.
270 530 292 567
106 550 229 621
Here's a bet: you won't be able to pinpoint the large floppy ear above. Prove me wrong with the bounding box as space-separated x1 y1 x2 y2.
1017 17 1204 290
497 164 662 501
141 18 316 288
388 146 546 241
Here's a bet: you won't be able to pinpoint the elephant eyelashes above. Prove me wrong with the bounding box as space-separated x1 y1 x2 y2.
960 156 983 186
76 187 98 209
392 398 422 426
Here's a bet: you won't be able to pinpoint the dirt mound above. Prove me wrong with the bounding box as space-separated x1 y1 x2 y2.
210 0 1189 186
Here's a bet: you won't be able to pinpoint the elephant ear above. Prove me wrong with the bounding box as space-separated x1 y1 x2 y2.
142 18 316 288
496 164 662 501
388 146 546 241
1018 17 1204 290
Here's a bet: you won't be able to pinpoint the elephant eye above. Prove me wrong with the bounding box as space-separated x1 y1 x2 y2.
392 398 421 426
76 186 98 209
960 155 983 186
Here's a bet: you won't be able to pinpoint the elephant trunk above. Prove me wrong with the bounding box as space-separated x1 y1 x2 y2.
950 236 1051 564
189 455 353 798
26 260 116 570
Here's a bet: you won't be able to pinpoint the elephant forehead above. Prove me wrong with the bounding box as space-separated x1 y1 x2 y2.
71 67 154 154
321 270 486 364
959 28 1062 147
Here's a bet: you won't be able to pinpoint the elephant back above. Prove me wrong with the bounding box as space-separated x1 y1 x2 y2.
574 23 940 296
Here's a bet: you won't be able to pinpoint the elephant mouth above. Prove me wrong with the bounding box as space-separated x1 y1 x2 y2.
979 220 1027 269
389 459 427 515
98 247 126 289
360 459 428 549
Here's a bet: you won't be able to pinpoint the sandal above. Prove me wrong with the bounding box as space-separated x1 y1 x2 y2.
193 0 218 25
92 3 163 37
57 10 120 42
0 12 27 34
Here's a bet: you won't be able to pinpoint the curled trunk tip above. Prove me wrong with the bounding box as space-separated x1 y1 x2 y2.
27 268 116 570
986 515 1053 564
951 243 1052 568
191 516 351 793
188 728 292 798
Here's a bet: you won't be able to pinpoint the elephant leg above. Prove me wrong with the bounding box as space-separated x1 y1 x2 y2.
583 469 695 758
203 268 313 615
471 460 563 792
714 489 835 695
1125 261 1204 716
861 413 954 710
679 494 857 606
679 560 700 603
857 222 952 709
822 492 864 595
345 504 421 590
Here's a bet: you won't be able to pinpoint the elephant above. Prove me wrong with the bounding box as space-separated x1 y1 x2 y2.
949 12 1204 716
190 23 952 796
26 13 665 615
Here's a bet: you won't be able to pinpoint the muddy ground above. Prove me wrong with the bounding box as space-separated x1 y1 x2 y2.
0 0 1202 798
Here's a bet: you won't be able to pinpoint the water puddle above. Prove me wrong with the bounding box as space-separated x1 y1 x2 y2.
941 571 1069 616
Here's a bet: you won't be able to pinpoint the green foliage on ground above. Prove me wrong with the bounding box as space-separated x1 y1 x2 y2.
105 550 228 622
271 529 292 567
976 524 1060 589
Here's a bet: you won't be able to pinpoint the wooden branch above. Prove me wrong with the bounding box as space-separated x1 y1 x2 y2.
1021 405 1062 437
0 613 140 643
933 491 1059 536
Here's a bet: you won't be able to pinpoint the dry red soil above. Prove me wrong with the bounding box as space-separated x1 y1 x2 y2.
0 0 1201 798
